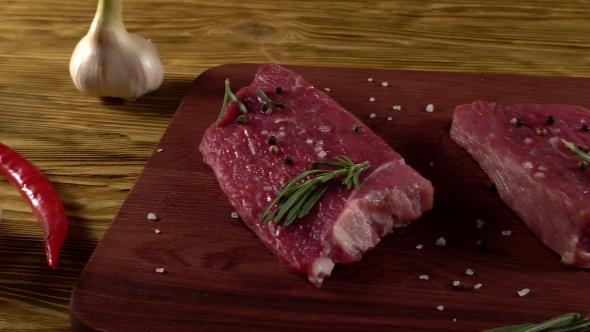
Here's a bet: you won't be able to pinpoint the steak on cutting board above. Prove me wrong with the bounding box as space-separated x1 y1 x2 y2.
450 100 590 268
199 64 434 287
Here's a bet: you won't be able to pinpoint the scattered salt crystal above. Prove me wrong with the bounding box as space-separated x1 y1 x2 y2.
435 237 446 246
474 283 482 289
517 288 530 296
154 229 161 234
522 161 534 169
419 275 429 280
437 305 444 311
502 230 512 236
429 161 434 166
465 269 474 275
230 211 239 219
510 118 517 124
524 137 533 144
426 104 434 113
452 281 460 286
319 125 331 132
538 166 548 171
261 129 269 135
324 87 331 92
534 172 546 178
369 97 375 102
155 268 165 273
387 117 393 121
416 244 423 249
305 138 313 145
369 113 376 118
147 213 158 221
367 78 373 82
392 105 401 110
263 186 273 191
279 126 285 131
382 82 388 87
453 318 457 322
553 128 561 133
156 148 164 152
315 145 323 153
476 219 485 228
318 151 327 158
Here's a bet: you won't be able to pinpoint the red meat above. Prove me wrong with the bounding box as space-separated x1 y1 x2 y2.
200 64 434 287
451 101 590 268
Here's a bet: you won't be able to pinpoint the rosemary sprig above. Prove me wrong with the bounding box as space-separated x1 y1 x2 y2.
483 313 590 332
257 86 285 108
216 79 248 126
260 156 370 227
562 139 590 163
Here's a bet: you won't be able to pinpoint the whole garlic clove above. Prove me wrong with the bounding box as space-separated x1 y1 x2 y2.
69 0 164 101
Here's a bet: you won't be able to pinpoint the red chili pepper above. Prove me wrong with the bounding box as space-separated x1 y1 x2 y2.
0 142 68 268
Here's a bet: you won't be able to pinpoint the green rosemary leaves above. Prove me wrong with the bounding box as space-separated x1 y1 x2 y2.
260 156 370 227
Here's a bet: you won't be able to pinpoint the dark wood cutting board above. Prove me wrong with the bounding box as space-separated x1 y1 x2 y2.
69 64 590 332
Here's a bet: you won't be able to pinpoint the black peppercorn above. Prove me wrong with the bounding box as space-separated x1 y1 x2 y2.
476 239 487 251
261 104 269 113
517 118 525 126
583 125 589 132
276 87 283 94
487 183 497 192
284 155 293 165
546 115 554 125
310 163 319 170
267 135 276 144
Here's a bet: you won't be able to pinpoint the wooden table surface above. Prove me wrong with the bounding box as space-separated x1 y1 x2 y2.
1 0 590 331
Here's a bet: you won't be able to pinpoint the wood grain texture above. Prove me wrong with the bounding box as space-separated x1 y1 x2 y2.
69 64 590 331
1 0 590 330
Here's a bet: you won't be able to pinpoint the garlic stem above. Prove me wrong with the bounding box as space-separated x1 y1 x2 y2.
70 0 164 101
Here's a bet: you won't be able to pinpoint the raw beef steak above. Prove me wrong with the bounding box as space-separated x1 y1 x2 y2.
200 64 434 287
450 100 590 268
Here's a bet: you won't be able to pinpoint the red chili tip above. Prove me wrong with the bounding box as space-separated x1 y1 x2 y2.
45 237 64 269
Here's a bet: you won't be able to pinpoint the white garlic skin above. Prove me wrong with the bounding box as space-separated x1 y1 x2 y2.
69 0 164 101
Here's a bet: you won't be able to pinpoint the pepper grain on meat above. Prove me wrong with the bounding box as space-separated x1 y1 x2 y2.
0 142 68 268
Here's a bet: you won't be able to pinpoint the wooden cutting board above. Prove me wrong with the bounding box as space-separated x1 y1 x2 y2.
69 64 590 332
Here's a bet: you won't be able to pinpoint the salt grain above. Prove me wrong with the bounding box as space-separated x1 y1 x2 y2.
306 138 313 145
155 268 165 273
517 288 530 297
369 97 375 102
474 283 482 289
524 137 533 144
392 105 401 110
538 166 548 171
318 151 327 158
382 82 388 87
419 275 429 280
230 211 239 219
324 87 331 92
435 237 446 246
465 269 474 275
154 229 161 234
502 230 512 236
534 172 546 178
429 162 434 166
387 117 393 121
522 161 534 169
319 125 331 132
453 281 460 286
476 219 485 228
416 244 423 249
367 78 373 82
147 213 158 221
156 148 163 152
426 104 434 113
510 118 517 124
369 113 376 118
437 305 444 311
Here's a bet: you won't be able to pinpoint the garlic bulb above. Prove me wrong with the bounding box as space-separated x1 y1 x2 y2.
69 0 164 101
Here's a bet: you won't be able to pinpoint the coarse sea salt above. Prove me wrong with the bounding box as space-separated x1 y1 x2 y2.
419 275 429 280
156 148 164 152
382 82 388 87
387 117 393 121
534 172 546 178
392 105 401 110
465 269 474 275
426 104 434 113
369 113 376 118
416 244 423 249
155 268 165 273
524 137 533 144
154 228 161 234
474 283 482 289
502 230 512 236
437 305 444 311
510 118 517 124
230 211 239 219
367 78 373 82
452 281 460 286
369 97 375 102
147 213 157 221
318 151 327 158
476 219 484 228
523 161 534 169
324 87 331 92
429 161 434 166
517 288 530 297
435 237 446 246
